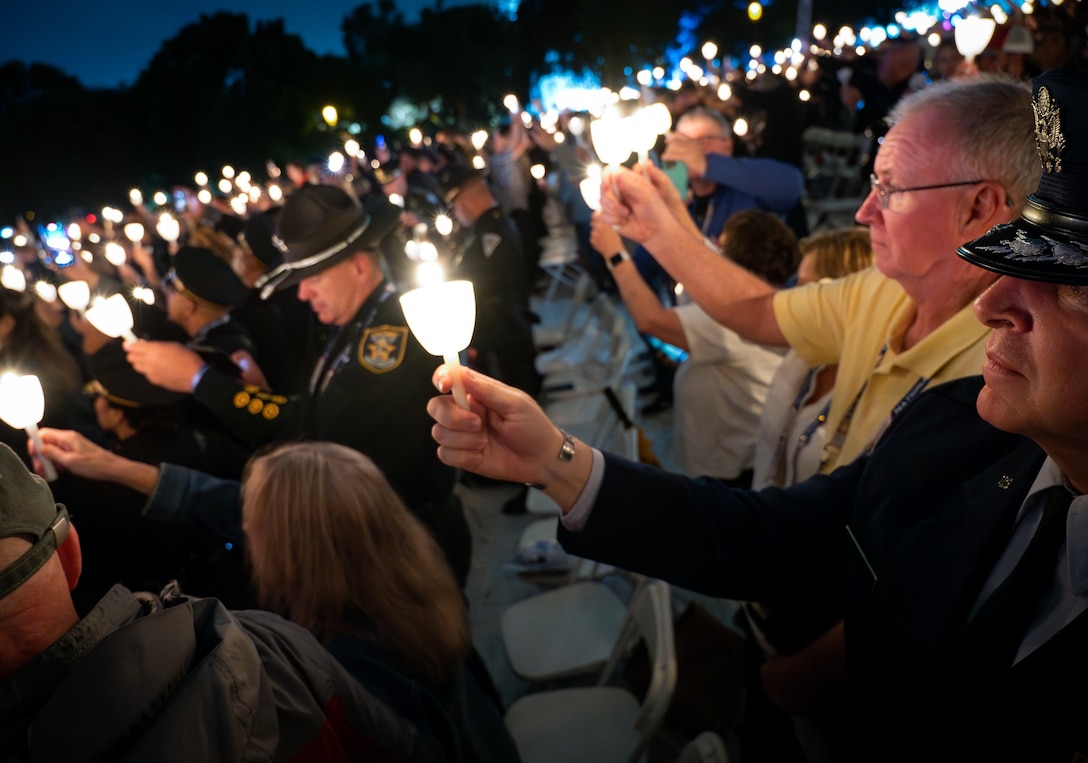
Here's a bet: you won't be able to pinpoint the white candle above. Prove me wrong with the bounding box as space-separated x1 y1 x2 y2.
399 280 476 411
0 374 57 481
84 293 137 341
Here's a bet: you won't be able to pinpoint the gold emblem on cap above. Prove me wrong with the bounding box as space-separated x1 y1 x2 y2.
1033 86 1065 174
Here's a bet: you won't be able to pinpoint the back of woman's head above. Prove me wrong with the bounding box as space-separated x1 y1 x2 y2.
0 286 80 397
721 209 801 287
242 441 468 684
798 227 874 280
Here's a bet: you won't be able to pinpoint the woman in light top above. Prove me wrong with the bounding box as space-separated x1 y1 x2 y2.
751 226 874 489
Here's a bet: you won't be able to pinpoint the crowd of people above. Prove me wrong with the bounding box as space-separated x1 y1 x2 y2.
3 15 1088 761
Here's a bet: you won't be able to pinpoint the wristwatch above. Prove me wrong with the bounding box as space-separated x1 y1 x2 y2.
606 250 631 270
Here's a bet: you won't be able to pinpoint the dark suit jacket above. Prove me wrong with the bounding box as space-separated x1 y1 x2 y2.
559 376 1088 760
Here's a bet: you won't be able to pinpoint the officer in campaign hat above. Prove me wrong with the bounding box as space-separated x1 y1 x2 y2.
125 185 472 585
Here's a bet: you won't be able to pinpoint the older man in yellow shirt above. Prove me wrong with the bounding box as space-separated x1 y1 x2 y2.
594 75 1042 756
600 76 1040 474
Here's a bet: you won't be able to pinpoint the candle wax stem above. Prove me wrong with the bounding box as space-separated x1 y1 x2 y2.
26 423 57 482
443 352 470 411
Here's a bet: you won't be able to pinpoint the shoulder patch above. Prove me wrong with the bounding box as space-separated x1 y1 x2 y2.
482 232 503 258
358 324 408 373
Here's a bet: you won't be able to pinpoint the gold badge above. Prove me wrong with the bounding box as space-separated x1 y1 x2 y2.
359 324 408 374
997 475 1013 490
262 402 280 420
233 391 251 408
247 398 264 415
1033 86 1065 174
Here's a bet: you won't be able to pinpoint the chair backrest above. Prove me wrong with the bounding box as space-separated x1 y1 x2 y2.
555 269 596 341
800 126 871 201
598 579 677 763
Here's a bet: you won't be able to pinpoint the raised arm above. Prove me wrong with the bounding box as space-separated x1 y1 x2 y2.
600 164 787 346
589 216 688 350
35 428 160 494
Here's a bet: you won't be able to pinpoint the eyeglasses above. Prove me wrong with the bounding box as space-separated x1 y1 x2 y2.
868 174 985 210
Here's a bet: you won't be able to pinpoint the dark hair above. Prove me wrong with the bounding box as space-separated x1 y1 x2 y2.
0 288 81 400
720 210 800 287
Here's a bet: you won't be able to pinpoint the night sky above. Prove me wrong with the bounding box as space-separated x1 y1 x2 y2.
2 0 484 89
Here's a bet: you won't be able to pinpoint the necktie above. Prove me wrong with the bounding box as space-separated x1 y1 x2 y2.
956 485 1073 684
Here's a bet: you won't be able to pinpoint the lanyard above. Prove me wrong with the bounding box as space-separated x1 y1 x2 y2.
820 344 931 468
308 283 394 395
767 364 830 487
689 196 718 238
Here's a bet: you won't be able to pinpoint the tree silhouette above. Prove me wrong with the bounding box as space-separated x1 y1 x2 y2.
129 13 348 185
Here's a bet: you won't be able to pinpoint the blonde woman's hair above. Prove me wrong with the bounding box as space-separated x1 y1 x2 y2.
242 441 469 684
799 226 874 280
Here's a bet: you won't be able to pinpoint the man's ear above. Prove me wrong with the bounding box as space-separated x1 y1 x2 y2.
184 295 200 317
98 402 125 433
57 525 82 592
962 181 1012 237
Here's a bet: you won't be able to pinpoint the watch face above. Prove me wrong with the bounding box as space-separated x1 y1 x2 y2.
609 252 626 268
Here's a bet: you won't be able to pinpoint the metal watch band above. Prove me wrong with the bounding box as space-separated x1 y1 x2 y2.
558 429 575 462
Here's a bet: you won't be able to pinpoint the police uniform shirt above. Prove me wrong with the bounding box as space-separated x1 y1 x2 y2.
189 315 257 361
192 280 456 512
449 206 539 393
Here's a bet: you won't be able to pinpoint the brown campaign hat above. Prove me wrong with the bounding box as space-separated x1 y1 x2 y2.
255 186 402 299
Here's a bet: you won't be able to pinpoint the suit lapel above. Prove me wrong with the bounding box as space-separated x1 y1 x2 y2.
866 440 1046 684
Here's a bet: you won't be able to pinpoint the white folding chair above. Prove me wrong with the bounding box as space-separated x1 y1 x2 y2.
504 580 677 763
501 573 635 682
800 126 872 232
536 224 585 303
540 298 637 402
533 269 595 350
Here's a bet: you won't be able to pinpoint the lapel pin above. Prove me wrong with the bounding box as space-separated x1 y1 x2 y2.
997 475 1013 489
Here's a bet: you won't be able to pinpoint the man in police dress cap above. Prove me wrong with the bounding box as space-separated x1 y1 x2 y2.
52 341 251 611
126 186 471 584
162 245 255 365
427 68 1088 759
